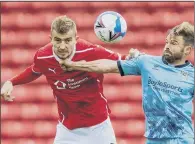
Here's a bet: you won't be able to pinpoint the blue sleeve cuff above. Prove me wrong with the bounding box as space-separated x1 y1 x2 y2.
117 60 124 76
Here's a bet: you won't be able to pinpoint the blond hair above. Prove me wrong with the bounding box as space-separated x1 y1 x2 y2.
51 15 77 34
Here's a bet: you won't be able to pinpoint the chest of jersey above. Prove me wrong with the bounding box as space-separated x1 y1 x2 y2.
142 60 194 102
37 55 102 92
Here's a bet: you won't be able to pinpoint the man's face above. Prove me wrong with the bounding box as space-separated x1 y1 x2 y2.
51 29 76 59
163 34 187 63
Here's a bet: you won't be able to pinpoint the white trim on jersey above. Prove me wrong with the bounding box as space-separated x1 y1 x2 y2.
99 92 109 115
61 112 65 123
117 53 121 60
75 48 94 53
37 55 54 59
32 67 42 74
97 79 109 115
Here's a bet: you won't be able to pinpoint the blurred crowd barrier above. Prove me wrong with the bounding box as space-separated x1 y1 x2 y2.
1 2 194 144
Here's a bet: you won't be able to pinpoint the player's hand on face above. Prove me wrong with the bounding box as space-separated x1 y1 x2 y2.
126 48 144 60
1 81 15 102
59 59 74 72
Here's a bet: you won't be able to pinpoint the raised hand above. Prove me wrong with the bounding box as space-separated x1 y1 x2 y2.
1 81 15 102
126 48 144 60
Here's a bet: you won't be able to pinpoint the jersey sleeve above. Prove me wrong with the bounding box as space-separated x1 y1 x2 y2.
117 55 144 76
31 50 42 74
93 45 126 60
10 51 42 86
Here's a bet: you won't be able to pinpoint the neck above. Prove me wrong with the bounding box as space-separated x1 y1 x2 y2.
169 58 186 66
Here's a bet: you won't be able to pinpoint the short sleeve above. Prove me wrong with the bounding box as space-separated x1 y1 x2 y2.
31 51 42 74
117 56 143 76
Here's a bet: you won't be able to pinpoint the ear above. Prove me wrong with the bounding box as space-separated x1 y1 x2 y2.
184 46 192 55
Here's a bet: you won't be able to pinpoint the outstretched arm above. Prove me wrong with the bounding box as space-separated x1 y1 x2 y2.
60 48 143 73
1 65 42 102
62 59 119 73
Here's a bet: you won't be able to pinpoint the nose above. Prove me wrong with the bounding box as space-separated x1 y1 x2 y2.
59 41 67 50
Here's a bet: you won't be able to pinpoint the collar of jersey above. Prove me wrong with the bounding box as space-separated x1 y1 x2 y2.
52 45 76 62
162 56 190 68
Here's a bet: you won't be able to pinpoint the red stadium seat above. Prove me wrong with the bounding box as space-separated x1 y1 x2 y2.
181 10 194 24
2 120 56 137
1 104 21 119
176 2 194 8
20 103 58 120
1 13 45 29
31 2 61 9
1 49 35 65
1 67 32 82
10 85 54 102
119 2 148 8
28 31 50 46
125 120 145 136
42 12 62 28
33 121 56 137
61 2 90 8
143 31 165 46
2 30 50 46
2 121 34 137
104 84 142 101
104 74 141 84
88 2 119 8
1 13 18 28
1 2 32 9
147 2 177 8
117 138 146 144
109 102 144 119
66 12 95 29
1 138 54 144
111 120 145 136
1 30 27 46
1 67 47 83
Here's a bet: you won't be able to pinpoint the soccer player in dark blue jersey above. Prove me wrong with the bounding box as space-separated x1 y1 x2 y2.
62 22 194 144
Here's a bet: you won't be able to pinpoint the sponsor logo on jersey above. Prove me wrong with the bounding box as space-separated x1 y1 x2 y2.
48 68 56 74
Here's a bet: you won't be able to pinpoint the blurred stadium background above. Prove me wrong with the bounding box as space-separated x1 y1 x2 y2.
1 2 194 144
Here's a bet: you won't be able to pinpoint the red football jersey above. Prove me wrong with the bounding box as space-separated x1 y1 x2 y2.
32 38 123 129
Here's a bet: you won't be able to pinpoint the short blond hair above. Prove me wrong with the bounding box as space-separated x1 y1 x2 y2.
51 15 77 34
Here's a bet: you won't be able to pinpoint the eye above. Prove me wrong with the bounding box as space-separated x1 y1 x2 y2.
171 41 177 45
54 38 61 42
65 39 72 43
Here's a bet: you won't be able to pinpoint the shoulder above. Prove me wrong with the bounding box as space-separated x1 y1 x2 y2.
35 43 54 59
75 38 101 53
186 63 194 74
132 54 158 62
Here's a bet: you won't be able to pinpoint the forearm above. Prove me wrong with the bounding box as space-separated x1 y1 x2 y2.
70 59 119 73
10 65 42 86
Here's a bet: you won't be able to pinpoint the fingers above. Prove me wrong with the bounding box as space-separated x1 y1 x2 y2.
1 92 15 102
3 95 15 102
1 81 14 102
60 64 67 71
128 48 140 58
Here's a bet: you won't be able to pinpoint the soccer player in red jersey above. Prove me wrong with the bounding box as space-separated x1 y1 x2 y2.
1 15 139 144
